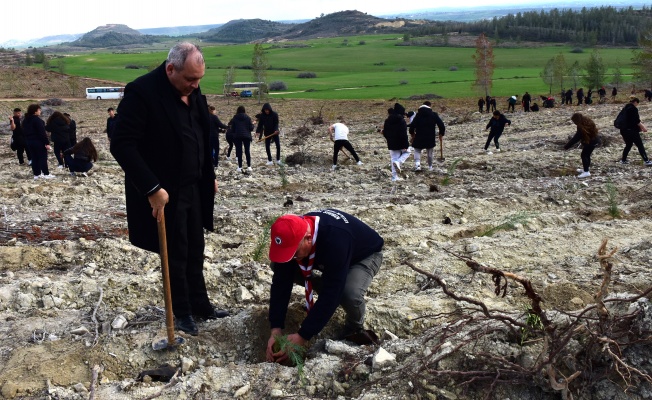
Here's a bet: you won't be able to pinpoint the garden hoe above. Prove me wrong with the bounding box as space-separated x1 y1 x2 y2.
152 209 185 351
439 135 445 162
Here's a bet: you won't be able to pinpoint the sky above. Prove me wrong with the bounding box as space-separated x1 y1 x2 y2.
0 0 620 42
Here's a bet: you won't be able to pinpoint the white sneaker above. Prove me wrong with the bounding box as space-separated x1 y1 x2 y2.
57 165 64 169
331 165 337 171
428 166 434 171
246 167 252 173
33 175 42 180
645 160 652 166
236 167 242 173
276 160 283 165
356 160 363 165
42 174 56 179
266 160 274 166
495 148 501 152
486 150 493 155
576 168 584 173
414 164 421 171
393 160 402 174
577 171 591 178
391 176 403 182
81 172 88 177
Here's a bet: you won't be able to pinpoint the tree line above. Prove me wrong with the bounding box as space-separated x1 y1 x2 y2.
411 6 652 47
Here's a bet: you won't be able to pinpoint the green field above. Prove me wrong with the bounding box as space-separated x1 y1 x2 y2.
57 34 639 100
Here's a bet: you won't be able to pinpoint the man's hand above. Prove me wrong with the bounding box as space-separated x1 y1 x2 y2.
148 188 169 221
266 328 283 362
266 330 307 363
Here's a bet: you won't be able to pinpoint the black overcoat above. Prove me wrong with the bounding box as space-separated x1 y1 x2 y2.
110 61 215 252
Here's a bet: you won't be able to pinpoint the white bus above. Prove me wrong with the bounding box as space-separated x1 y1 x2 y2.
223 82 266 96
85 87 125 100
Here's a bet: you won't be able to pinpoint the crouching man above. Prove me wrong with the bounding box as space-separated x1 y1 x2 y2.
266 209 384 363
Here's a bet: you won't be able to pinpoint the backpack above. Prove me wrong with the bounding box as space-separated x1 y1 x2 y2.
614 107 627 129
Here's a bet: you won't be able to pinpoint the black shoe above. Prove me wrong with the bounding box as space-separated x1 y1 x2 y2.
194 307 230 321
174 315 198 336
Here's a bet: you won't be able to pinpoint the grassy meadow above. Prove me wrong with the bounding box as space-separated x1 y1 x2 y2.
55 34 638 100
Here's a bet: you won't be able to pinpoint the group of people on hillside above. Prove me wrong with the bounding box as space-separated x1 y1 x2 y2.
478 95 497 113
9 105 98 179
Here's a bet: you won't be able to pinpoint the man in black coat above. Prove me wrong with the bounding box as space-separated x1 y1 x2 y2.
110 42 228 336
9 107 30 165
408 101 445 171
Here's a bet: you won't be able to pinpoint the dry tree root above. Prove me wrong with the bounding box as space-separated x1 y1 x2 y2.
369 239 652 399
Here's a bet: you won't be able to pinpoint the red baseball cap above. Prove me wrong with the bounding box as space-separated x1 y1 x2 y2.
269 214 308 263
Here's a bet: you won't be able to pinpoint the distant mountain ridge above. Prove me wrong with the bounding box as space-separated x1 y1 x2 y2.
2 1 651 49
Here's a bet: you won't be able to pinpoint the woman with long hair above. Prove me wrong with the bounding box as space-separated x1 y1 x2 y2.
23 104 54 180
229 105 254 173
45 111 71 169
564 112 600 178
63 137 98 176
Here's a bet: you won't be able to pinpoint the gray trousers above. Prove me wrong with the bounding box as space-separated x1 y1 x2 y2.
281 251 383 330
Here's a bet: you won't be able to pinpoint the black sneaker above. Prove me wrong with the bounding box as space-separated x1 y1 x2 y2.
619 160 629 164
174 315 198 336
194 307 230 321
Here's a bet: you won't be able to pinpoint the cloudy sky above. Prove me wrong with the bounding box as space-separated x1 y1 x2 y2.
0 0 617 42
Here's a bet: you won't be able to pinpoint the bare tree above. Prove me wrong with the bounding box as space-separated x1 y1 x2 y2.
251 44 269 103
472 33 494 97
540 58 555 95
632 29 652 89
223 65 236 104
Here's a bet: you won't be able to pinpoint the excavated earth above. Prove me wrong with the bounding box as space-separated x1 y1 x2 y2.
0 95 652 400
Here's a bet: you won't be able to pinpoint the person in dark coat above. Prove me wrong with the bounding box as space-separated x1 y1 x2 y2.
489 97 497 112
265 209 384 362
576 88 584 105
9 107 31 165
477 98 485 113
256 103 282 165
381 103 411 181
110 42 229 337
64 113 77 145
64 137 98 176
208 105 228 168
106 108 117 142
485 95 491 112
611 87 618 101
598 87 607 103
522 92 531 112
565 89 573 105
229 105 254 172
45 111 71 169
617 97 652 166
564 113 600 178
408 101 445 171
23 104 54 180
484 110 511 154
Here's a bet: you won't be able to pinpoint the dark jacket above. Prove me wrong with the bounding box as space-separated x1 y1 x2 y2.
382 112 409 150
269 209 384 340
68 119 77 144
11 116 26 146
255 103 279 140
45 116 70 144
564 128 600 149
620 103 642 135
63 146 91 163
110 61 215 253
229 112 254 141
23 115 49 146
209 114 228 139
486 114 511 135
409 105 445 149
106 116 118 140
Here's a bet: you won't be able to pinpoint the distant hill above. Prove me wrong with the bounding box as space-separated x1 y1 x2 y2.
138 24 223 36
199 19 293 43
70 24 164 48
277 10 413 40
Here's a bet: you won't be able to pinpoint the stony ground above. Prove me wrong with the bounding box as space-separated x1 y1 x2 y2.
0 94 652 400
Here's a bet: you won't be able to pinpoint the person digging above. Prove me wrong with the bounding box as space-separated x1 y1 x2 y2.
265 209 384 363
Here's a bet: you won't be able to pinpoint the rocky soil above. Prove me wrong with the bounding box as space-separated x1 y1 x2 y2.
1 95 652 400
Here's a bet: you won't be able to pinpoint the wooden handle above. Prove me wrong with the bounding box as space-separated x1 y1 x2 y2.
157 209 175 344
